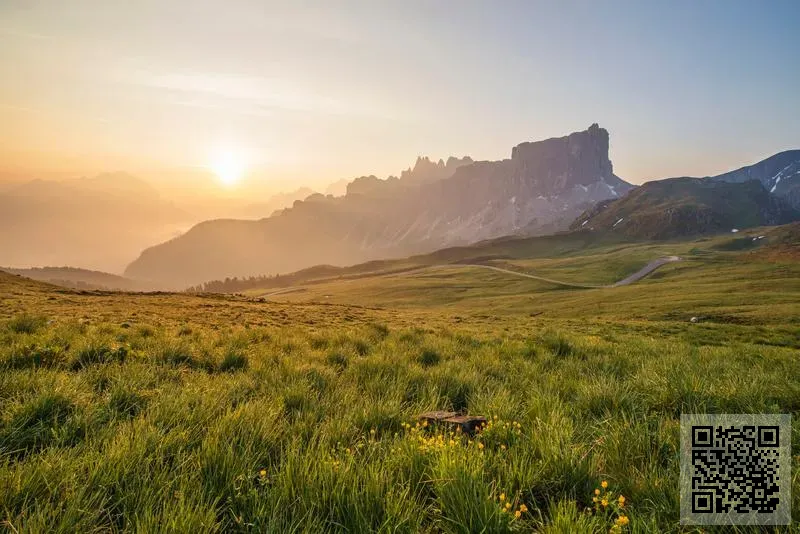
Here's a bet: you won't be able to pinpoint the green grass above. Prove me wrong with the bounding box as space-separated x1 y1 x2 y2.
1 227 799 532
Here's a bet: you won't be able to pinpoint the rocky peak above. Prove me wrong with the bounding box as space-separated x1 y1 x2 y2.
511 123 615 195
400 155 473 184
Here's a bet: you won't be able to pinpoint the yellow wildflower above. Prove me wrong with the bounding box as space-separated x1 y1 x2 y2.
595 489 600 495
615 515 629 526
514 510 521 518
478 442 484 450
505 502 512 510
519 504 528 513
499 493 506 502
601 480 608 489
618 495 626 506
601 499 608 507
259 469 267 477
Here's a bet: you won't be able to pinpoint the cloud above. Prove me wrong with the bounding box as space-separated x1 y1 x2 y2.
119 68 408 122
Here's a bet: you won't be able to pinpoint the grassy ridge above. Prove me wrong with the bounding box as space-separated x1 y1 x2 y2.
1 227 799 532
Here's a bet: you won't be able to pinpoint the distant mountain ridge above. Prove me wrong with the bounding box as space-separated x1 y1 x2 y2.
571 153 800 238
0 172 190 273
126 124 633 287
1 266 158 292
712 150 800 209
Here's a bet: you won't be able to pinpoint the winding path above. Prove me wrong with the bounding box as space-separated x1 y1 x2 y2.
455 256 682 289
259 256 683 299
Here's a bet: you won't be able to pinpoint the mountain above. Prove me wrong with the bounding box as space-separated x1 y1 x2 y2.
240 187 316 218
325 178 351 197
0 266 159 291
0 173 190 273
570 177 798 239
712 150 800 209
125 124 632 287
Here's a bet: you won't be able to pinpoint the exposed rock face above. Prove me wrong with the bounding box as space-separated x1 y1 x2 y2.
125 125 632 287
399 155 474 184
511 123 615 194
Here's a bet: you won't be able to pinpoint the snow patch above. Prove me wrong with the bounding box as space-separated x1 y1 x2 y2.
768 162 797 192
606 183 617 197
731 228 739 233
771 175 782 193
612 217 624 228
581 220 588 227
510 196 516 204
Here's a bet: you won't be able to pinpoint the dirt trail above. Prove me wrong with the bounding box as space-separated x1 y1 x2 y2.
259 257 683 299
458 256 682 289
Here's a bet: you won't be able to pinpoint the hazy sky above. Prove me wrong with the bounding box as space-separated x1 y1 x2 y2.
1 0 798 191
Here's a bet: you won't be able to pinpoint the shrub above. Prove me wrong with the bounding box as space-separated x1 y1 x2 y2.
6 314 47 334
325 351 349 370
353 339 370 356
220 350 248 372
157 342 213 371
107 386 147 418
309 336 329 350
0 393 75 455
539 330 576 357
4 343 67 369
70 343 128 370
367 322 390 340
418 349 441 367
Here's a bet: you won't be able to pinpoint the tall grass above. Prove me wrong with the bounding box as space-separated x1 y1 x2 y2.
1 313 798 532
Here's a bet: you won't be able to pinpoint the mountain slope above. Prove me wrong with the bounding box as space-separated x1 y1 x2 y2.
713 150 800 209
125 124 632 287
0 266 161 291
570 177 798 238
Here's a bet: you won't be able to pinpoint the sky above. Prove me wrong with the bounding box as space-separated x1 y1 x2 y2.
1 0 798 193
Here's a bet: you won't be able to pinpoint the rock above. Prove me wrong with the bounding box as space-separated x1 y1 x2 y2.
442 415 488 435
418 411 458 425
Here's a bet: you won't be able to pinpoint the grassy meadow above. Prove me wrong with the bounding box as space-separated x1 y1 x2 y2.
1 226 800 533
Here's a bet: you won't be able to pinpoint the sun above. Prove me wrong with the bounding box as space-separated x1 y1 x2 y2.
210 149 247 186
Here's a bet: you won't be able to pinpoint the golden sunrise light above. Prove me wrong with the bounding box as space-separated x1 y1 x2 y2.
209 148 247 187
1 2 799 531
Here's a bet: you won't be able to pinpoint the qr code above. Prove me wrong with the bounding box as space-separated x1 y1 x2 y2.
681 414 791 525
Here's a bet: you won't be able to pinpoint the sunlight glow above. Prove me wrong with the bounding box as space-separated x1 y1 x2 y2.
210 149 247 186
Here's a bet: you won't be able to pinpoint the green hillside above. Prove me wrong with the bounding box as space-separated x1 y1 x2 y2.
571 178 798 239
1 228 799 532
